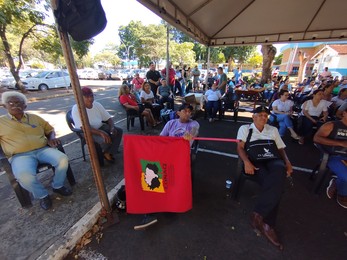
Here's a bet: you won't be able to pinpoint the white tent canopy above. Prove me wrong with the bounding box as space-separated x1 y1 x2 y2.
138 0 347 46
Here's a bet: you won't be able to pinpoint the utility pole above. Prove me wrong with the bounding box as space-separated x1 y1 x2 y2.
126 45 133 69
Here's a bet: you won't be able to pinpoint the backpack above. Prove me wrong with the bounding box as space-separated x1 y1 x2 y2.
160 108 177 123
54 0 107 42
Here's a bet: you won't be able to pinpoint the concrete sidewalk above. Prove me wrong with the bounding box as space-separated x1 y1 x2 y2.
0 84 163 259
0 119 163 260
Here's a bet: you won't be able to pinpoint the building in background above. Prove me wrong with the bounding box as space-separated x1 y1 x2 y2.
279 42 347 78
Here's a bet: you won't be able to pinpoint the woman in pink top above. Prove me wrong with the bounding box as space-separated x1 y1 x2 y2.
132 73 144 90
119 84 157 127
131 73 144 101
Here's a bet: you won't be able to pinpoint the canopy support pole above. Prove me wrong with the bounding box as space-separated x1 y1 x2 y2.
50 0 116 225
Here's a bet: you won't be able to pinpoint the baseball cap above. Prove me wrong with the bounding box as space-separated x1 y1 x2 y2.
81 87 93 96
252 105 270 114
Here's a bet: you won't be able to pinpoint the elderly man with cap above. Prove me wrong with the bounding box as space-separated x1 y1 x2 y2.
0 91 72 210
236 105 293 250
72 87 123 163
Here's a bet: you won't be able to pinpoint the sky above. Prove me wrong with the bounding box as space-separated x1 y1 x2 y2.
91 0 285 56
90 0 161 55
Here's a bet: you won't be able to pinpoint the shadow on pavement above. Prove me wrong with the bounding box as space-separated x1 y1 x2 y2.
66 115 347 259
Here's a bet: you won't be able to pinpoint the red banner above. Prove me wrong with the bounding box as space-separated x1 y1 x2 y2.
124 135 192 214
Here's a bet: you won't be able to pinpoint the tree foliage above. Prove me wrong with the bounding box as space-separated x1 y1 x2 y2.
273 53 283 65
247 53 263 68
93 50 121 68
169 41 195 66
222 46 257 66
0 0 93 92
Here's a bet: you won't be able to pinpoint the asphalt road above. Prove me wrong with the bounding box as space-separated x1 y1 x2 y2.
0 80 125 141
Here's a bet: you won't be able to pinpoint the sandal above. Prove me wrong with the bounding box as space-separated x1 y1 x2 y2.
103 152 115 162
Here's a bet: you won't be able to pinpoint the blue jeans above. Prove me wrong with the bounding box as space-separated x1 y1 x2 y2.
264 90 273 101
328 155 347 196
9 147 69 199
274 113 294 136
298 116 324 137
206 100 220 119
180 80 186 96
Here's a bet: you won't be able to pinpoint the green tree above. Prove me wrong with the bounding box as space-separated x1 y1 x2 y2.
0 0 93 92
118 21 144 60
273 53 283 65
94 50 121 68
168 23 193 43
0 0 48 92
169 41 195 66
248 53 263 69
222 46 257 69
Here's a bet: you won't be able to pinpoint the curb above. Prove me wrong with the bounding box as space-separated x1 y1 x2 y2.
37 179 125 260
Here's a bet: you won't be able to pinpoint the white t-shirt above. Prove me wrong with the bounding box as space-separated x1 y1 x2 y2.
237 123 286 150
72 101 111 129
205 89 221 101
272 99 293 113
139 90 154 101
301 99 331 117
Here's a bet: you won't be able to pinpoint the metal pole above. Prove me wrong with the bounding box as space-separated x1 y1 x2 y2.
166 24 169 84
50 0 115 223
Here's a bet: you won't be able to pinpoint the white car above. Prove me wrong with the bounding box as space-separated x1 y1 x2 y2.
1 71 34 89
23 70 71 91
84 70 99 80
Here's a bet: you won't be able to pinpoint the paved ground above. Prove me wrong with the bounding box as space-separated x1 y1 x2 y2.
65 115 347 260
1 86 347 259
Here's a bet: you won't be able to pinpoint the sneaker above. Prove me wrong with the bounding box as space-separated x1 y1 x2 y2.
53 186 72 196
134 215 158 230
337 195 347 209
326 178 337 199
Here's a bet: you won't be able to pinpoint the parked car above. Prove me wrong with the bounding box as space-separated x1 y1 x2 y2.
78 69 97 79
110 70 123 80
1 71 34 89
119 69 133 80
85 70 99 80
22 70 71 91
132 69 147 78
98 70 108 80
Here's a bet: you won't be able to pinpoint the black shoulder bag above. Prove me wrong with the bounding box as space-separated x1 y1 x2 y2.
245 127 280 162
54 0 107 42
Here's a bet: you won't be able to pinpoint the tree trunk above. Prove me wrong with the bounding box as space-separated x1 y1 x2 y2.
261 45 277 84
0 24 37 93
297 51 309 83
0 26 26 93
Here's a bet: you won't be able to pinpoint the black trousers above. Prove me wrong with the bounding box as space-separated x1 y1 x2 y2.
251 159 286 227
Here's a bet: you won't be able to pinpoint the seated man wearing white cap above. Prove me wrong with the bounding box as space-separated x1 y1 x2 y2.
72 87 123 163
236 106 293 250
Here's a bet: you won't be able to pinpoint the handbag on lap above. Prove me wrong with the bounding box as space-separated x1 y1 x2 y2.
245 128 280 162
